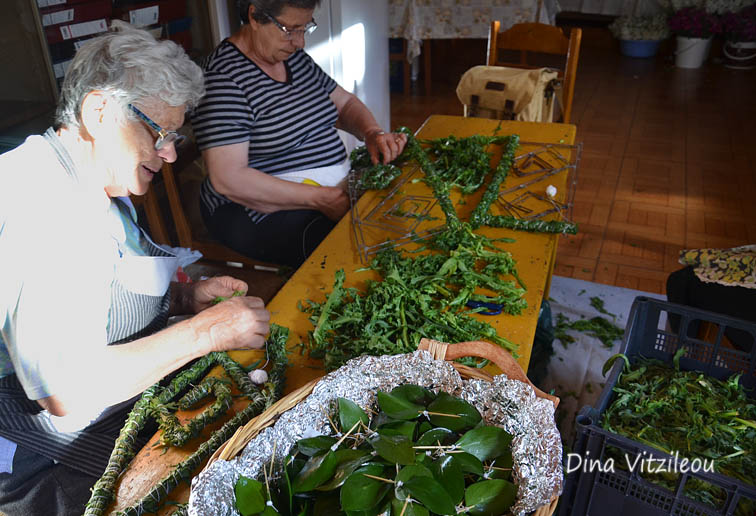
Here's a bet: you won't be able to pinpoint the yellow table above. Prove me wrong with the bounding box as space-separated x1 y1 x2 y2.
107 115 576 514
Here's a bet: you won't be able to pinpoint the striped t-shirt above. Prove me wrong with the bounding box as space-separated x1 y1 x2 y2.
191 41 347 220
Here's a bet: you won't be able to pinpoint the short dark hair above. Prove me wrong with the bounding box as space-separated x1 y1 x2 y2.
237 0 322 24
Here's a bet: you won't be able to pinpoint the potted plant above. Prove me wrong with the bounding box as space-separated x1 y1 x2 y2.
667 4 723 67
609 14 671 57
720 2 756 69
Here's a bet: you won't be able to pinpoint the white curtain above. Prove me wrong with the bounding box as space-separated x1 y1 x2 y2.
558 0 664 15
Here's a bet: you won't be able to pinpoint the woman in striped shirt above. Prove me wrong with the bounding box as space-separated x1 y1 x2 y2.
191 0 408 269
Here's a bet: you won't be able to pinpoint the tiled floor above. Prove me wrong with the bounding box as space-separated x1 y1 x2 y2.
390 28 756 295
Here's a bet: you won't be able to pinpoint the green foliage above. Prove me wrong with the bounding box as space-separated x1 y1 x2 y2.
554 312 624 348
233 385 517 515
301 243 525 371
602 357 756 513
85 325 290 516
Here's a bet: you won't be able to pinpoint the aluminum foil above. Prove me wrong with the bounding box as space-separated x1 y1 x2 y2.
188 350 562 516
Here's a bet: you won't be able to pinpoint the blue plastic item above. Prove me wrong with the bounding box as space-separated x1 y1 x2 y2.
620 39 662 58
465 299 503 316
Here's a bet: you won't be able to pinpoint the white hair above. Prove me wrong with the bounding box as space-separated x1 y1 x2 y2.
55 20 205 129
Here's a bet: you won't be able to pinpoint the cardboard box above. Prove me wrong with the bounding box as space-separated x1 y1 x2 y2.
39 0 112 27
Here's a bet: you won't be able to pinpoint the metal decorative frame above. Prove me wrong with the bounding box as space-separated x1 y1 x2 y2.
349 140 582 263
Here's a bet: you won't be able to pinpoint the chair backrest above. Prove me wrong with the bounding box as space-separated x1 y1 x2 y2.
486 22 581 124
161 147 280 270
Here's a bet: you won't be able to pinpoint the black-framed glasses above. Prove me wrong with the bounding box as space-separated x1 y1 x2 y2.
128 104 185 151
263 12 317 40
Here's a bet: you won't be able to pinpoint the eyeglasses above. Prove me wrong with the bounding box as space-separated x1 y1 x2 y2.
263 12 317 40
128 104 185 151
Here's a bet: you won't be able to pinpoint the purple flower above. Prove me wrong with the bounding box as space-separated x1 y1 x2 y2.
722 4 756 41
668 7 722 38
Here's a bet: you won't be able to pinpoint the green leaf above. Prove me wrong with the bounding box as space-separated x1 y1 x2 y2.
378 420 418 440
427 391 482 431
452 451 485 476
316 449 372 491
260 505 279 515
234 475 266 516
403 476 457 515
391 496 430 516
292 451 339 493
377 390 423 420
394 464 434 501
390 384 437 406
416 427 456 447
313 492 341 516
430 455 465 505
486 454 513 481
417 421 433 435
456 426 513 462
602 353 631 377
369 434 416 465
465 479 517 516
338 398 369 433
340 464 390 511
673 347 686 370
296 436 338 456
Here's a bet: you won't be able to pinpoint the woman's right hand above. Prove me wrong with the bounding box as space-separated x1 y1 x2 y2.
191 295 271 352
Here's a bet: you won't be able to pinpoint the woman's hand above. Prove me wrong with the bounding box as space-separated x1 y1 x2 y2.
191 294 271 352
365 129 408 165
187 276 248 314
170 276 249 316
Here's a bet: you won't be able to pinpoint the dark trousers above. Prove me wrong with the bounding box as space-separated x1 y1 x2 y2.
666 266 756 351
0 444 96 516
201 201 337 269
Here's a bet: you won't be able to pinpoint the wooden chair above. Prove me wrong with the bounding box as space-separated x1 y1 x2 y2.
132 187 172 245
486 22 582 124
160 144 280 271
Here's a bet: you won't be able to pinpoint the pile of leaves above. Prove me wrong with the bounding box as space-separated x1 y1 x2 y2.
553 313 624 348
301 242 527 372
553 297 623 349
420 134 513 194
234 384 518 516
602 351 756 513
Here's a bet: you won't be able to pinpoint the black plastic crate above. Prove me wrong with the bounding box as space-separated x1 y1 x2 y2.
559 296 756 516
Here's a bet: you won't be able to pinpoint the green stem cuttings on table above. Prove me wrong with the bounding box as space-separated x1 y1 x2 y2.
601 351 756 515
301 127 577 371
301 243 526 372
83 324 290 516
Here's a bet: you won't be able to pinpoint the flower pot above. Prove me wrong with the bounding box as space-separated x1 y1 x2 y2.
723 40 756 70
675 36 713 68
619 39 662 58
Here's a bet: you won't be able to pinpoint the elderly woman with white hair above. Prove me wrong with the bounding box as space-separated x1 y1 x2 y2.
0 22 270 515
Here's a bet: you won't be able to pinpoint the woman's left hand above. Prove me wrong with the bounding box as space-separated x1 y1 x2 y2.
187 276 249 314
365 130 408 165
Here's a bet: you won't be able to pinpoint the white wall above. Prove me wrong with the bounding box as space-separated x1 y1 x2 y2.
309 0 391 153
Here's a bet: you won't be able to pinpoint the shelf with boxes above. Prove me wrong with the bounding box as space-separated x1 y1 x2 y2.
112 0 194 56
35 0 200 92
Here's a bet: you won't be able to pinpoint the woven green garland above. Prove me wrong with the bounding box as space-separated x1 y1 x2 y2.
83 325 289 516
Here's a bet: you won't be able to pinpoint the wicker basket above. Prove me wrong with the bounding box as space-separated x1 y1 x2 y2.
205 339 561 516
